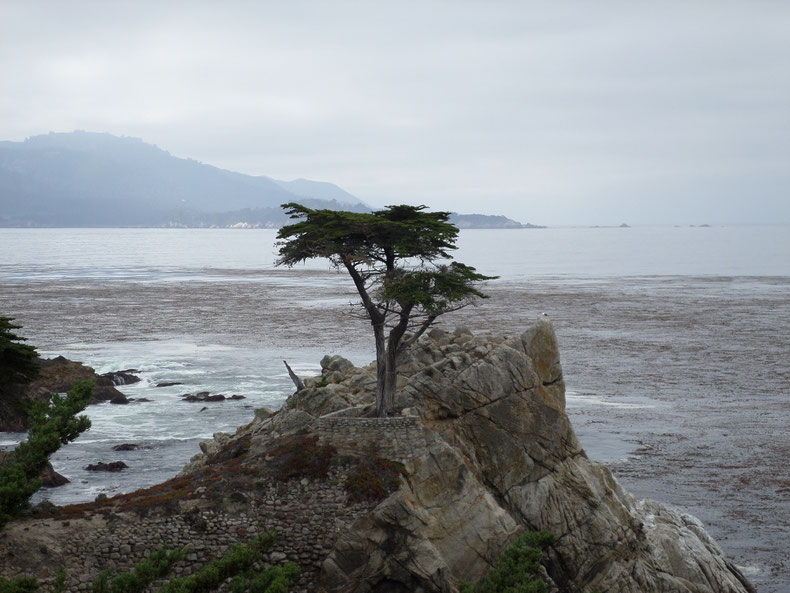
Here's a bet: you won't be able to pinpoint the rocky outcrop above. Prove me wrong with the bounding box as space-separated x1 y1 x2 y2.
0 320 754 593
191 320 754 593
0 356 129 431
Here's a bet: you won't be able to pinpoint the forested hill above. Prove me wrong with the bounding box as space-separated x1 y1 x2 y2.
0 131 368 227
0 131 542 228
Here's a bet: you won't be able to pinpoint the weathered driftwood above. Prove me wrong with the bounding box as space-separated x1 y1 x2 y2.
283 360 305 392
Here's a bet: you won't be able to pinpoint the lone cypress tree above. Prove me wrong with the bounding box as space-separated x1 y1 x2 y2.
276 203 496 416
0 317 40 386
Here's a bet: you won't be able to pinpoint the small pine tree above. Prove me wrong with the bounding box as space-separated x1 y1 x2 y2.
0 317 40 386
0 380 93 529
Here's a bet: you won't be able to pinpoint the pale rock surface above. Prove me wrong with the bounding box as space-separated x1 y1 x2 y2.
310 319 754 593
180 318 754 593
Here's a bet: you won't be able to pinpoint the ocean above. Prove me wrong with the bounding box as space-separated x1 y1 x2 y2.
1 225 788 591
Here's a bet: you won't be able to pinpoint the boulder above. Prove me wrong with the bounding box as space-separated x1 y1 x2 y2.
100 369 141 386
40 462 69 487
84 461 128 472
0 356 128 430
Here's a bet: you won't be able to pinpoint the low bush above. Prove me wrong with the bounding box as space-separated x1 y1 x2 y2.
92 547 186 593
460 530 554 593
158 531 296 593
0 577 38 593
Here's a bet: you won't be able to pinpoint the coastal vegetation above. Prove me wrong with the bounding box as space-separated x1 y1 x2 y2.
0 317 39 386
0 379 92 529
276 203 495 416
0 533 297 593
459 531 554 593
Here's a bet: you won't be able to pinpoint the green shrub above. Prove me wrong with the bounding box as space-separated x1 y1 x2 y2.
0 381 93 529
53 568 67 593
91 547 186 593
158 532 293 593
459 531 554 593
0 577 38 593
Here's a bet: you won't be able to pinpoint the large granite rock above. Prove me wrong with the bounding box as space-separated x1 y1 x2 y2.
179 319 754 593
302 319 753 593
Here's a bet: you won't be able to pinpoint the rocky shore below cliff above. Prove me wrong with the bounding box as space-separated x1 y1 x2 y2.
0 356 139 432
0 320 754 593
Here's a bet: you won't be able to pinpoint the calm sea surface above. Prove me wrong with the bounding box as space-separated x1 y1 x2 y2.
1 226 788 591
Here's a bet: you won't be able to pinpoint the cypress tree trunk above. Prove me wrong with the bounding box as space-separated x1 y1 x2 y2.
381 344 399 416
374 325 387 417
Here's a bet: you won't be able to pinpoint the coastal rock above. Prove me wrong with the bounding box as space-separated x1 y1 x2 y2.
322 439 522 592
182 392 226 402
294 320 753 593
84 461 128 472
0 356 128 430
40 462 70 487
0 321 754 593
100 369 141 386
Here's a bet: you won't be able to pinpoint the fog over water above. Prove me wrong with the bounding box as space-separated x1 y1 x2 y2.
1 226 789 592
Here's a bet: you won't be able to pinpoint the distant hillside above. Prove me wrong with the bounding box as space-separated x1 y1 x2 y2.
450 213 544 229
0 131 367 227
0 131 542 229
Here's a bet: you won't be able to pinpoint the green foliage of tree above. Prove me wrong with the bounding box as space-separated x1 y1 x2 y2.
53 568 67 593
92 548 187 593
156 532 298 593
0 381 93 529
0 576 38 593
460 531 555 593
276 203 496 416
0 317 40 386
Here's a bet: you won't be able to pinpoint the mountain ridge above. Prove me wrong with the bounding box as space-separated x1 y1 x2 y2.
0 131 541 229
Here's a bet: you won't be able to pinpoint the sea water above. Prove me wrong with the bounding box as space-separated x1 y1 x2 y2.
1 225 789 591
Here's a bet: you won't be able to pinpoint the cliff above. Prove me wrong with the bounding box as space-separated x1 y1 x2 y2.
0 320 754 593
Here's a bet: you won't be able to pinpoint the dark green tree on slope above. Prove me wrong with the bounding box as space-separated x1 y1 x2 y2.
276 203 496 416
0 380 92 529
0 317 40 386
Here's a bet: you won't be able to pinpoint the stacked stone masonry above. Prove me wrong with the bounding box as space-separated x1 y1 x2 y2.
0 466 372 593
317 415 430 463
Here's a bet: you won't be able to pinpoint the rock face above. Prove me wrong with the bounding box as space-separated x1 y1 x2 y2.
0 320 754 593
185 319 754 593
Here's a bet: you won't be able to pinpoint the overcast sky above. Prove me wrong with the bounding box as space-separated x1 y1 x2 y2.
1 1 788 225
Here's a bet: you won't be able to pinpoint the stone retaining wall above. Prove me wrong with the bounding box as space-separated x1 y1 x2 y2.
317 416 430 463
0 466 370 593
0 418 433 593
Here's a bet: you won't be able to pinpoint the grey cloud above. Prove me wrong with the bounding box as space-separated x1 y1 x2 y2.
1 0 788 225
